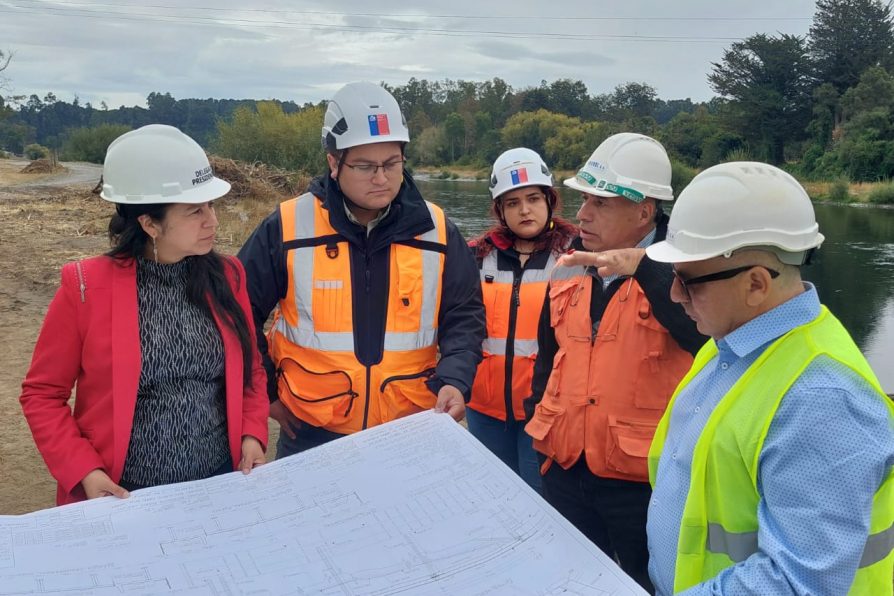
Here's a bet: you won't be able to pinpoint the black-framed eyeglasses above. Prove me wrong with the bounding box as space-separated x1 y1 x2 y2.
343 160 406 177
673 265 780 300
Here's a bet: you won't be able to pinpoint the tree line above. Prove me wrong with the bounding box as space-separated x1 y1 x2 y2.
3 0 894 187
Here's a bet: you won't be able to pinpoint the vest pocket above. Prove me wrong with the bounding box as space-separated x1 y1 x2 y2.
605 415 655 481
277 358 358 427
470 352 496 412
379 368 437 421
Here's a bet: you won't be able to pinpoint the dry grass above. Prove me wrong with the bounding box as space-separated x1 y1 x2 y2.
209 156 309 247
801 180 878 202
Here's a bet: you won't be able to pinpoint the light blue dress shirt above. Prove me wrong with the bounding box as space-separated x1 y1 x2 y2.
647 284 894 595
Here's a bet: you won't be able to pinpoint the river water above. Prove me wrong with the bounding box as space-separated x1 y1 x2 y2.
416 178 894 392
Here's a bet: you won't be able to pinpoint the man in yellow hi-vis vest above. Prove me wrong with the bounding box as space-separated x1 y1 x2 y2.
644 161 894 595
238 82 484 456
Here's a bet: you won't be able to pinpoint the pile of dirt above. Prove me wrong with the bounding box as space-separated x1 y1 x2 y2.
20 159 66 174
209 155 308 202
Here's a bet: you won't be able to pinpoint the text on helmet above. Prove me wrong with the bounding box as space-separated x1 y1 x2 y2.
192 166 213 186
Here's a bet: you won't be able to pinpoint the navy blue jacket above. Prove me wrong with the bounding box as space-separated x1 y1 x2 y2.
237 172 485 405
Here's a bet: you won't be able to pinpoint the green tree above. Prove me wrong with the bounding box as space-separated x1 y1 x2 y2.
808 0 894 93
213 102 325 173
820 66 894 180
502 109 589 168
443 112 465 162
61 124 132 163
412 125 447 165
709 33 812 164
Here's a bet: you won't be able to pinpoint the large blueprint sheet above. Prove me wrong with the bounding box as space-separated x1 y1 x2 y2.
0 411 646 595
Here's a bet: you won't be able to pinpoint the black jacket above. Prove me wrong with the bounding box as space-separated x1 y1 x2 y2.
525 213 707 420
237 172 485 404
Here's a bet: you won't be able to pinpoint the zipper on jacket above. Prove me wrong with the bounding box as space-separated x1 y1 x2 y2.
503 263 526 425
379 368 437 392
361 366 372 430
361 249 373 430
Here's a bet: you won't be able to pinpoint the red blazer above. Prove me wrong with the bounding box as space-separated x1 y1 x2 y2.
20 255 269 505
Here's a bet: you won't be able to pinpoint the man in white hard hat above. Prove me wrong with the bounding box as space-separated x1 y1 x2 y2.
524 133 706 591
644 162 894 594
238 82 484 456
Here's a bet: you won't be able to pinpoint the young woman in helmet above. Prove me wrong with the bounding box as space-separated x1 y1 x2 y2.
19 125 269 505
467 148 577 493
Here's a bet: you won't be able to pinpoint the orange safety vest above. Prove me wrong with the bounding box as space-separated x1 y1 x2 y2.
268 193 447 435
469 249 558 421
524 264 693 482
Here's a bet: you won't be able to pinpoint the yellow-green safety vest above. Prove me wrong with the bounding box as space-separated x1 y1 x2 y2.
649 306 894 594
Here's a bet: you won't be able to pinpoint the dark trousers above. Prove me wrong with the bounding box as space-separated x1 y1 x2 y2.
541 457 654 594
275 423 345 459
466 408 542 494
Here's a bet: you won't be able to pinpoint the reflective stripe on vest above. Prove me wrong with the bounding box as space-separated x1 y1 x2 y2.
649 306 894 593
481 337 539 358
478 249 556 360
274 193 442 352
706 520 894 569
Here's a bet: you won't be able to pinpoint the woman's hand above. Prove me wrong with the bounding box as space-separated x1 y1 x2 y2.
434 385 466 422
80 469 129 500
239 436 266 474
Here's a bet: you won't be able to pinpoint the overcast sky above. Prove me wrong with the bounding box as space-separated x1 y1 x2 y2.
1 0 819 109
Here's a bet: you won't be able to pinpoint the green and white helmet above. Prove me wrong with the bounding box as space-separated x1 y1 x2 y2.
564 132 674 202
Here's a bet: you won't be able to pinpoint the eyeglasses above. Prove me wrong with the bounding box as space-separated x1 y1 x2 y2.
673 265 780 301
343 160 406 177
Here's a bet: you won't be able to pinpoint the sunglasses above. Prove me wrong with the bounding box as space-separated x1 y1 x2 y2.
673 265 780 300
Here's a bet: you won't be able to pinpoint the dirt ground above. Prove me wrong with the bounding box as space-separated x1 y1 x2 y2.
0 158 284 515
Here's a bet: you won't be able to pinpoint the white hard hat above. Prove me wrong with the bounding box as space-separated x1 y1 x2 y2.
489 147 553 200
322 81 410 152
564 132 674 202
100 124 231 204
646 161 824 265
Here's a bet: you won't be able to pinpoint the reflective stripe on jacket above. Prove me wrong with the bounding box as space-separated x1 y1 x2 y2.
469 248 558 421
648 306 894 594
269 192 447 434
525 264 693 482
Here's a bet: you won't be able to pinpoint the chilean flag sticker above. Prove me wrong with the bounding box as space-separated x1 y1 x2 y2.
510 168 528 185
368 114 391 136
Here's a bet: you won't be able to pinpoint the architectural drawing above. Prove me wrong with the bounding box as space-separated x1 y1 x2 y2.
0 411 646 595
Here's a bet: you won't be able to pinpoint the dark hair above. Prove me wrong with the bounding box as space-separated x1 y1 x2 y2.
106 203 255 386
471 186 578 259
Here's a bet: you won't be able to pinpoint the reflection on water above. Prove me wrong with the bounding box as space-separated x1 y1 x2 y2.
418 179 894 392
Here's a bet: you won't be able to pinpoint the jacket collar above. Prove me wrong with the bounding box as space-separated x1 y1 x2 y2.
308 173 434 247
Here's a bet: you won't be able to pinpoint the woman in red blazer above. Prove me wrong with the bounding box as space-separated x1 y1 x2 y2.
20 125 269 505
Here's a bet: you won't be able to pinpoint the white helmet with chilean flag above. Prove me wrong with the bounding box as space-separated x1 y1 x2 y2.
321 81 410 152
489 147 553 200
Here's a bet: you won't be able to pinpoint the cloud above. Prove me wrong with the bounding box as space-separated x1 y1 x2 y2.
0 0 818 106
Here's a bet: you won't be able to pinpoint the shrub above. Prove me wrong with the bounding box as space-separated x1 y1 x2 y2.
867 182 894 204
724 147 755 162
61 124 132 163
670 158 697 195
826 177 851 202
213 102 327 174
24 143 49 160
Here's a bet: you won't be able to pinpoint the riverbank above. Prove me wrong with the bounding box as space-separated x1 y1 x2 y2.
413 164 894 206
